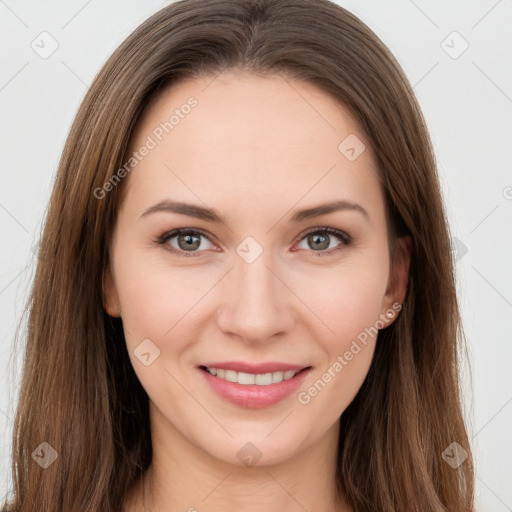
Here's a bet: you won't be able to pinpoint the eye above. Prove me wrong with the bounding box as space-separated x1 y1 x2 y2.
157 229 216 258
294 227 352 256
156 226 352 258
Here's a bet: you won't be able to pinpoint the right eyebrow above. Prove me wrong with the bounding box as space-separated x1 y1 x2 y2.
140 200 227 225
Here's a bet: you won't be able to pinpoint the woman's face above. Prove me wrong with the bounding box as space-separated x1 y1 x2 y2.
105 70 408 467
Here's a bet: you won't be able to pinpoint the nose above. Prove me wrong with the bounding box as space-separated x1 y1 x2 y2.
215 249 295 345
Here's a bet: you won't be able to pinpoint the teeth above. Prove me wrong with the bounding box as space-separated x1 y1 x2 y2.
272 371 283 383
225 370 237 383
255 373 272 385
205 367 300 385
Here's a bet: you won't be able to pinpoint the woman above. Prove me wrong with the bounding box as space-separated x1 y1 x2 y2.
1 0 475 510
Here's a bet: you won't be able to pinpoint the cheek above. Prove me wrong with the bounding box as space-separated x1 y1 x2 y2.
296 268 386 415
312 262 388 408
114 249 212 347
294 257 389 349
332 275 385 342
113 255 210 401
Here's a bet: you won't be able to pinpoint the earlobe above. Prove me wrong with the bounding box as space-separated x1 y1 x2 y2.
102 265 122 317
380 235 412 325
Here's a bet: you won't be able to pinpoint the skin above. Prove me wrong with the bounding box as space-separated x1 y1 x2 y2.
104 69 411 512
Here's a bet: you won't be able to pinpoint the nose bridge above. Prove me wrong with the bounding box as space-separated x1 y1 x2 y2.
216 239 293 343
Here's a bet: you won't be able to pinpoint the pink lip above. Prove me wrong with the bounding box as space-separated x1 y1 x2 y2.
197 364 312 409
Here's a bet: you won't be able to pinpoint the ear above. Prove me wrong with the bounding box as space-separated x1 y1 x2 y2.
103 264 122 317
380 235 412 326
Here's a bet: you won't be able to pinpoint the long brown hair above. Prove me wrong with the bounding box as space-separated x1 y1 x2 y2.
2 0 475 510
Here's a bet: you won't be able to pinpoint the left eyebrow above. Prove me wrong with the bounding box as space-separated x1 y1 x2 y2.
139 198 369 224
289 200 369 223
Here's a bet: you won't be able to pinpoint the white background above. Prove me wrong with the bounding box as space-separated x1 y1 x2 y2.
1 1 511 510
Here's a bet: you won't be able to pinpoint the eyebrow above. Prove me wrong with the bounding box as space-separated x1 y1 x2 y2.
140 199 369 224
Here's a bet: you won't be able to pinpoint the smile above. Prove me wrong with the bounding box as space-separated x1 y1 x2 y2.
198 363 312 408
202 366 301 385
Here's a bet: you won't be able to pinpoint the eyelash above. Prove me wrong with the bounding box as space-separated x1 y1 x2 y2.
156 227 352 258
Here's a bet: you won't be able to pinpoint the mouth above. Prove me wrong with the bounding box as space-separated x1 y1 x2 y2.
199 365 310 385
197 362 313 408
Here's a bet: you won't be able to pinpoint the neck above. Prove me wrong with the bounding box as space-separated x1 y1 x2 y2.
123 403 352 512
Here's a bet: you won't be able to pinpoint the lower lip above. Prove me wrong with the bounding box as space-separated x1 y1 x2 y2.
198 367 312 409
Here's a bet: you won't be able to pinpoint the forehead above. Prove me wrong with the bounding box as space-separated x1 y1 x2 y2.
120 70 384 225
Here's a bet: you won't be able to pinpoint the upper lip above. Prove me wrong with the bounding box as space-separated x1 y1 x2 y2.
199 361 311 374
